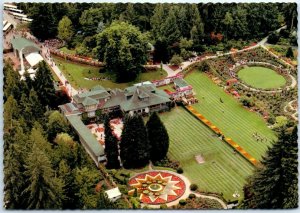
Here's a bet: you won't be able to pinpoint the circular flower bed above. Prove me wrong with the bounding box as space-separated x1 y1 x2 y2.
128 171 186 205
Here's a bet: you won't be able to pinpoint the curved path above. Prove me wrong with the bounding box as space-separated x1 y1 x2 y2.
193 192 227 209
140 168 227 209
283 99 298 121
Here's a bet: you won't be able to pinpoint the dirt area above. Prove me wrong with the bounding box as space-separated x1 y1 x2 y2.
195 154 205 164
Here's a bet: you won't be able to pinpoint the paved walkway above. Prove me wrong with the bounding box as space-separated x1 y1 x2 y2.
40 43 78 97
139 169 227 209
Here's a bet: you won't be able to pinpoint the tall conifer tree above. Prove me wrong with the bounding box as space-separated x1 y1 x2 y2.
120 114 150 168
146 112 169 162
240 126 298 209
104 115 120 169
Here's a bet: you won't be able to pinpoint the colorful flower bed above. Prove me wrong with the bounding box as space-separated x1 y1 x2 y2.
128 171 186 205
186 105 259 166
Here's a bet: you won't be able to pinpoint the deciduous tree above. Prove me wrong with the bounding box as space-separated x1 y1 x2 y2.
94 21 148 82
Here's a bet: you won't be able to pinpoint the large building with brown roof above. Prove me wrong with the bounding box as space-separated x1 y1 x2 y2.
60 83 171 117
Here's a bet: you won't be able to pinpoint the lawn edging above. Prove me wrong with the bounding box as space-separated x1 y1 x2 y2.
183 105 260 167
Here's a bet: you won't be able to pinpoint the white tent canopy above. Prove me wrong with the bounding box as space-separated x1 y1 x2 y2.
25 52 43 67
105 188 121 202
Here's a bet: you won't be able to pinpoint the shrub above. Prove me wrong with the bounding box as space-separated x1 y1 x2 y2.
177 167 183 174
190 184 198 191
179 199 187 206
160 204 168 209
286 47 294 58
267 32 280 44
170 54 183 66
189 193 196 199
118 184 128 194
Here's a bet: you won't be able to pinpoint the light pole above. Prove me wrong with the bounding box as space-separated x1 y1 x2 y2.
19 47 25 72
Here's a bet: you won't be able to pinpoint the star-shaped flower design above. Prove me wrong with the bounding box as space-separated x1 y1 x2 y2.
128 171 186 205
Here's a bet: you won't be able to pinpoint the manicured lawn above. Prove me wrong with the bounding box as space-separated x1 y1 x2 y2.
52 56 167 90
185 71 277 160
160 107 254 200
238 66 286 89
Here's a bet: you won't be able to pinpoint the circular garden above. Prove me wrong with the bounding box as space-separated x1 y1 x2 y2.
128 171 186 205
237 66 286 89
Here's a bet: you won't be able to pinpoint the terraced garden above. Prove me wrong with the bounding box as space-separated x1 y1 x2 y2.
185 71 277 160
160 107 254 200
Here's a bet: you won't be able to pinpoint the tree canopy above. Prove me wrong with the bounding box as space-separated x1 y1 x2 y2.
240 126 298 209
146 112 169 162
58 16 75 47
94 21 148 82
120 114 150 168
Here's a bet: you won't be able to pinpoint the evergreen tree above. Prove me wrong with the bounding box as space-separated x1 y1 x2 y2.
22 143 65 209
97 190 116 209
161 6 181 45
46 111 70 141
104 115 120 169
29 3 57 40
58 160 76 209
120 114 150 168
4 144 25 209
286 47 294 58
146 112 169 162
150 4 167 40
240 126 298 209
32 61 57 108
4 96 20 132
74 167 101 209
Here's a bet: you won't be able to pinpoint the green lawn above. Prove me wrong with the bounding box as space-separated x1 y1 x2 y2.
185 71 277 160
52 56 167 90
238 66 286 89
160 107 254 201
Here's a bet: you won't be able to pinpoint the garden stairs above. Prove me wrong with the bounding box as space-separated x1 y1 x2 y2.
185 105 259 167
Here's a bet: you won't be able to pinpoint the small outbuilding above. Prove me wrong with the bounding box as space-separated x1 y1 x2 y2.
105 188 122 202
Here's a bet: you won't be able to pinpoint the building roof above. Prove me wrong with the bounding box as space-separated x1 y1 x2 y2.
72 84 170 112
66 115 104 157
121 85 170 112
173 78 189 88
25 52 43 67
73 89 110 104
82 97 98 106
105 188 121 199
11 37 40 52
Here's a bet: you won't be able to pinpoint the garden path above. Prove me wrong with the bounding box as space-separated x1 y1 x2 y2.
283 99 298 121
193 192 228 209
165 26 291 78
41 46 79 97
140 169 227 209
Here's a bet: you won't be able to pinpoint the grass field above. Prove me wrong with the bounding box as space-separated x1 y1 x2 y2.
160 107 254 200
185 71 277 160
238 66 286 89
52 56 167 90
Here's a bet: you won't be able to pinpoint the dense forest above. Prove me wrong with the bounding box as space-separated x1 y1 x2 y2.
18 3 297 62
3 61 117 209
